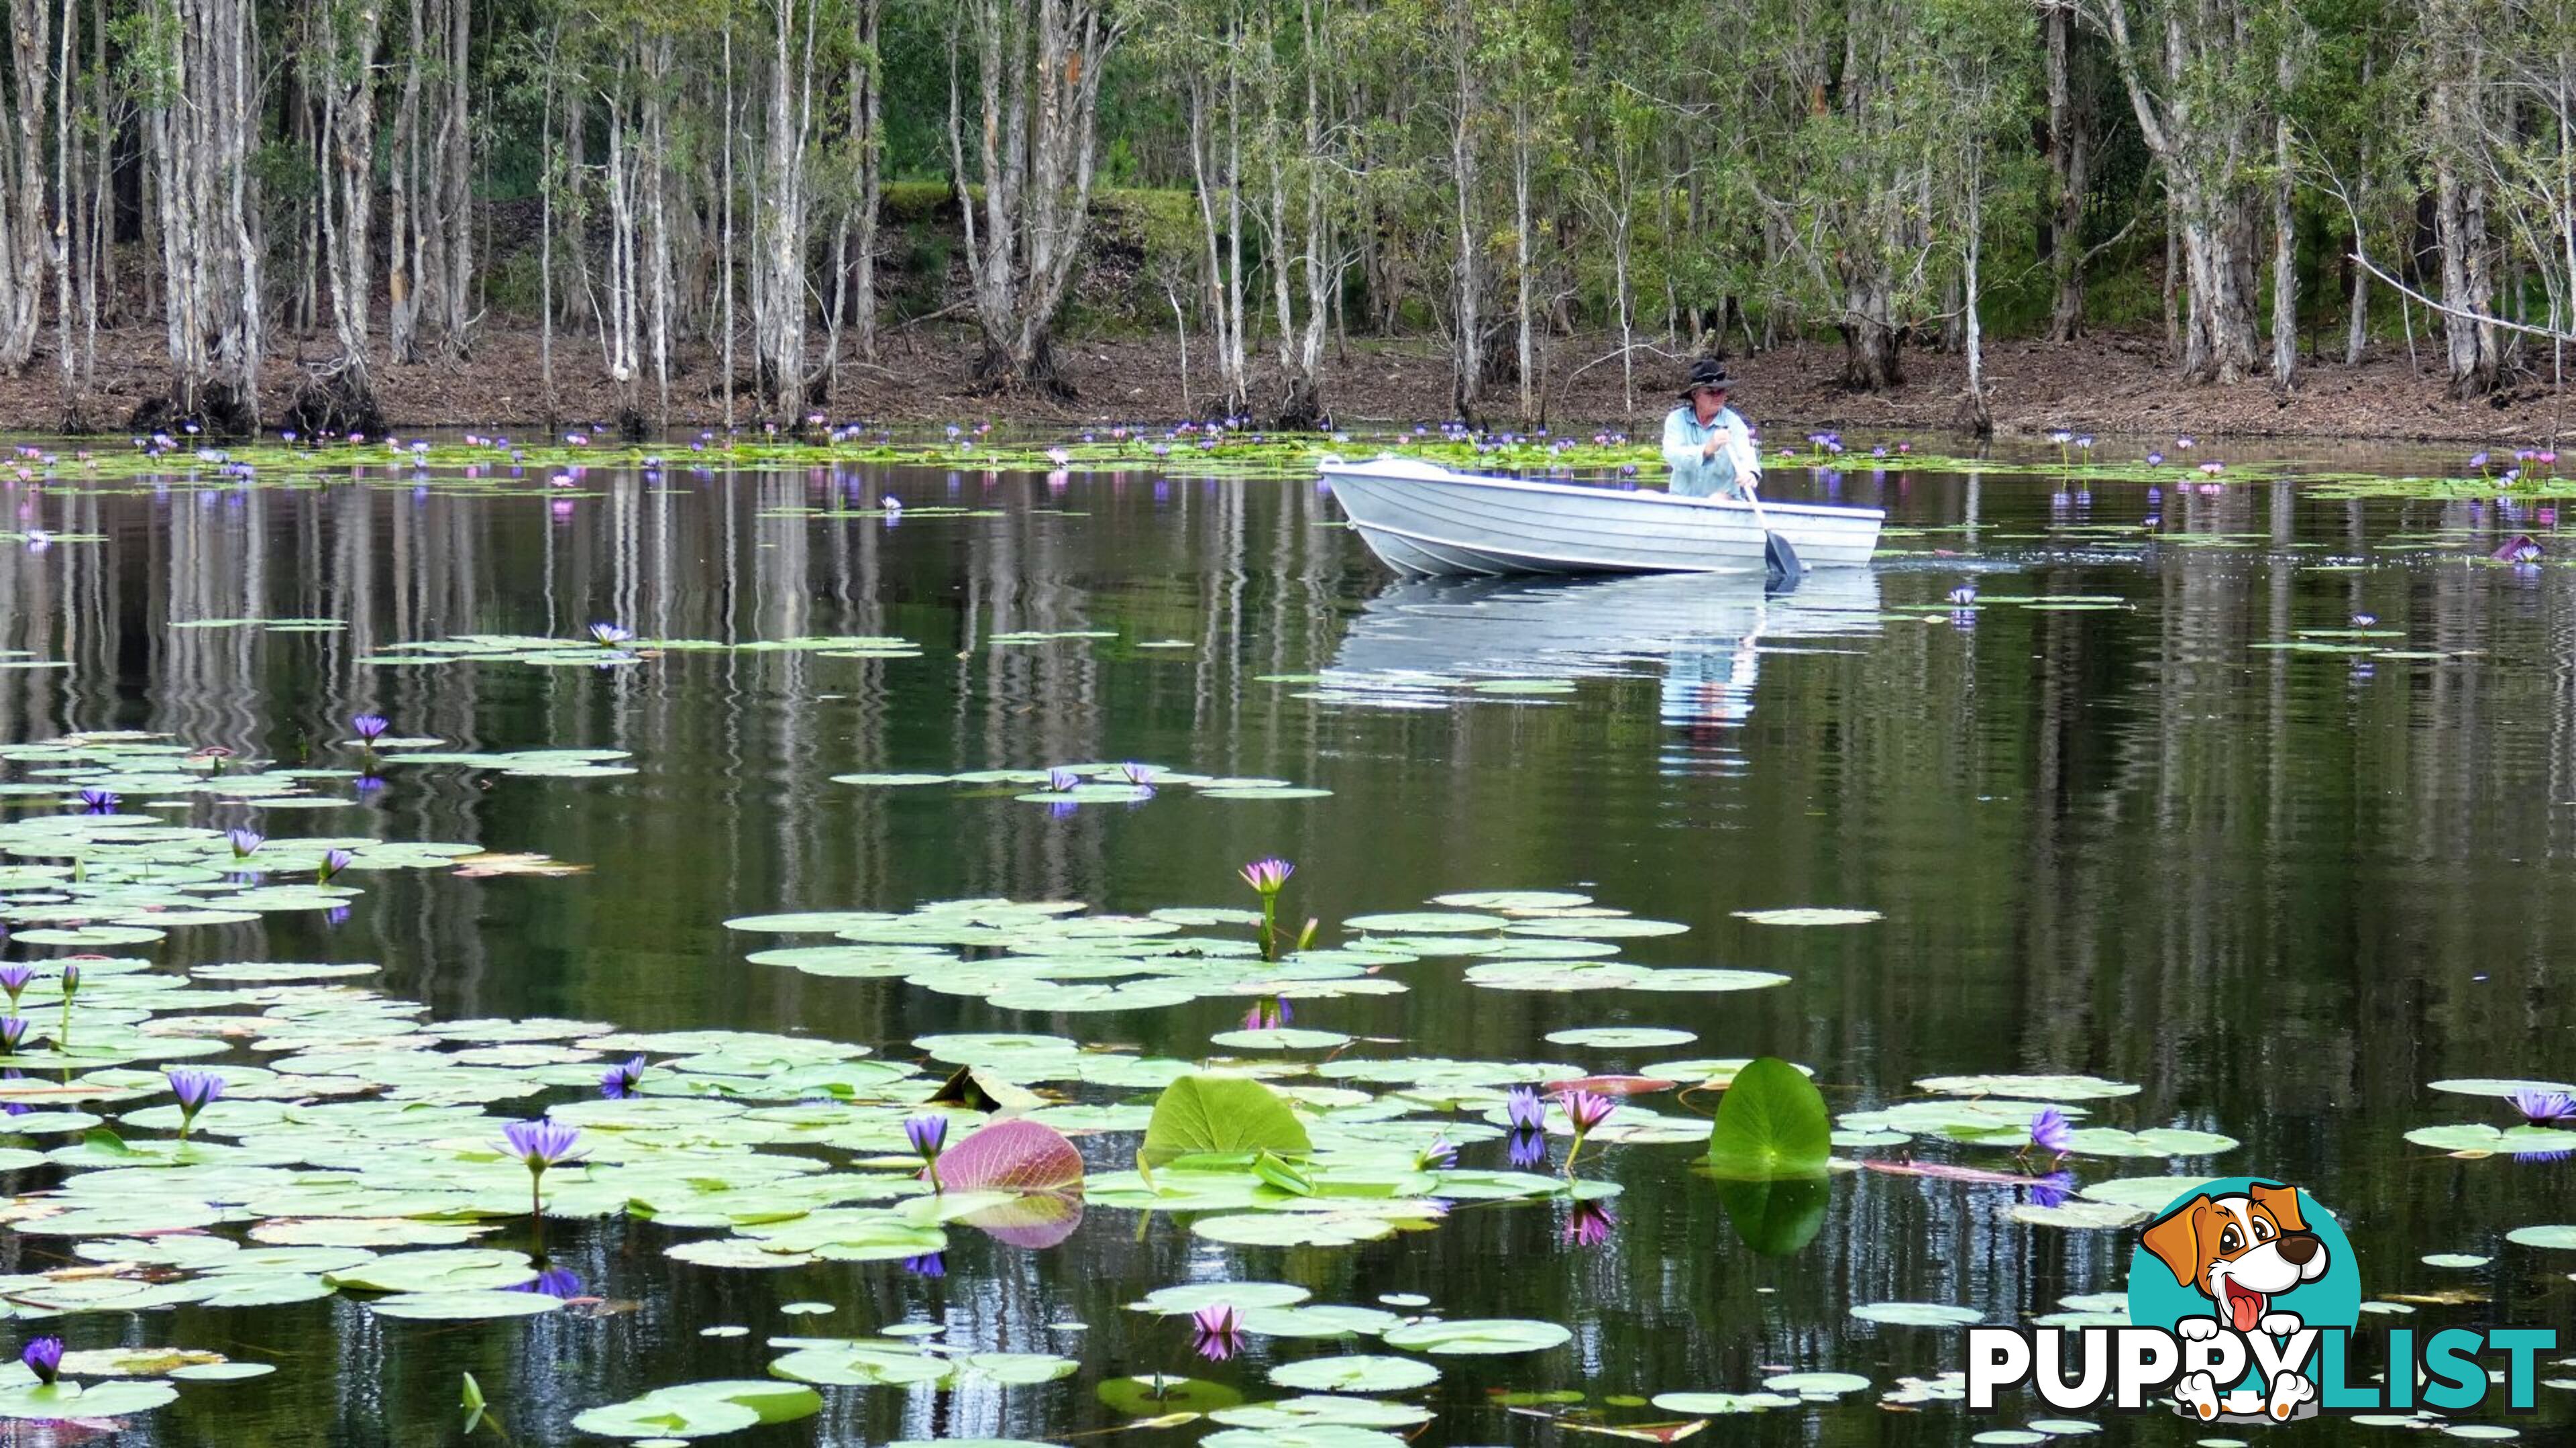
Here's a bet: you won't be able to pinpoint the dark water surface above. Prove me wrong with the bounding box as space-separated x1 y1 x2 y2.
0 448 2571 1445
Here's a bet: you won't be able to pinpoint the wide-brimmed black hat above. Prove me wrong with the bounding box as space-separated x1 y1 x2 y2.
1678 358 1733 399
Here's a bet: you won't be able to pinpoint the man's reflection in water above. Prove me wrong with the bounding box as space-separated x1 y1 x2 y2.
1658 634 1762 776
1660 635 1761 728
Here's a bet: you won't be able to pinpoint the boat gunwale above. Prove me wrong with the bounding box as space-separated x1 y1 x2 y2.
1319 458 1887 523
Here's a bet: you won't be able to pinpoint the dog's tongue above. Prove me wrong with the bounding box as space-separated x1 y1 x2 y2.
2226 1283 2264 1333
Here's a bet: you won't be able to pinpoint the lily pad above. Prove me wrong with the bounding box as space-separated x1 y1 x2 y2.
1141 1075 1312 1170
1731 907 1881 926
570 1380 823 1439
1266 1355 1442 1393
1851 1302 1984 1328
1379 1318 1571 1355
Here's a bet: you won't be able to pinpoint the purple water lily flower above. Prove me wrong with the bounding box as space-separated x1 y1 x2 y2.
1238 858 1295 895
2494 534 2544 564
2028 1108 2074 1157
906 1113 949 1192
2470 451 2491 470
316 847 353 884
904 1251 945 1278
1564 1200 1617 1248
2146 451 2164 466
599 1055 647 1100
1505 1085 1546 1133
1507 1127 1548 1170
20 1337 61 1385
1240 997 1293 1031
2351 613 2378 628
228 827 264 858
1191 1303 1244 1361
0 1018 28 1054
1046 768 1081 792
1947 584 1977 607
0 965 32 1010
589 622 635 648
511 1266 584 1299
2510 1089 2576 1126
167 1067 226 1137
502 1117 583 1170
350 713 389 743
905 1114 949 1159
1119 762 1156 786
76 788 117 815
1417 1137 1459 1171
502 1117 584 1223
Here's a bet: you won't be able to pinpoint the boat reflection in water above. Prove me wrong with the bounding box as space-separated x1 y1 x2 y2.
1320 568 1885 758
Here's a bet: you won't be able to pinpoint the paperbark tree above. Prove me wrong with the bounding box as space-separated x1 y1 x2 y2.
2082 0 2275 384
135 0 264 433
946 0 1124 395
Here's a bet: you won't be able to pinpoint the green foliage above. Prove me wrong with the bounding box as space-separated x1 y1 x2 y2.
1706 1056 1831 1180
1140 1075 1312 1172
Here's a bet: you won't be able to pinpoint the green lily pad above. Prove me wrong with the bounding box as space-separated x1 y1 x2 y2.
1731 907 1880 926
1917 1074 2140 1101
370 1289 566 1320
570 1380 823 1439
1131 1282 1314 1314
1342 912 1507 935
1141 1075 1311 1170
0 1380 180 1418
1851 1302 1984 1327
1267 1355 1441 1393
1545 1027 1697 1048
1648 1391 1798 1413
1379 1318 1570 1355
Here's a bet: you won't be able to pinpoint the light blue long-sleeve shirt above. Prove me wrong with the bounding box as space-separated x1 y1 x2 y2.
1660 404 1754 499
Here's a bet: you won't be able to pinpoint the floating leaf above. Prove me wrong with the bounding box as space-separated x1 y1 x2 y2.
1130 1282 1313 1315
1706 1057 1830 1180
370 1290 566 1320
1379 1318 1571 1355
1266 1355 1442 1393
1546 1027 1697 1049
1648 1392 1796 1414
1731 908 1880 927
0 1380 180 1419
938 1118 1084 1194
1141 1075 1312 1170
1917 1074 2140 1101
1851 1302 1984 1328
570 1380 823 1439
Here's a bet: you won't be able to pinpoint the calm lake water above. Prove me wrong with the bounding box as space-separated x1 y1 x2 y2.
0 442 2569 1445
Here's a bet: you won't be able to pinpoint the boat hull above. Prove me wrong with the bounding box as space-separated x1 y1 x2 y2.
1320 457 1883 576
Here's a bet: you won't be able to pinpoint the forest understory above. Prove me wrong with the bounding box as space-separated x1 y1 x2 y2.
5 321 2575 447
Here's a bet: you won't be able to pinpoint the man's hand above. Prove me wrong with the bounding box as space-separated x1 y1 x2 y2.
1702 439 1721 460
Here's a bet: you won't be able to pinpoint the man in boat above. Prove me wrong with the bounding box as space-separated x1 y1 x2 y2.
1660 358 1762 501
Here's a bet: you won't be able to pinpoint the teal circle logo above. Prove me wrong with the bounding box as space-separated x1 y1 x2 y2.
2127 1177 2361 1335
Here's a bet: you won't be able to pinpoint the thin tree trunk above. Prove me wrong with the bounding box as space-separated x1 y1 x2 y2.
0 0 56 373
2269 41 2296 390
1447 0 1481 425
2043 0 2088 342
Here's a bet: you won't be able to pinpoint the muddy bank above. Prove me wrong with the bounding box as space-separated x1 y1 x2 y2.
4 323 2573 446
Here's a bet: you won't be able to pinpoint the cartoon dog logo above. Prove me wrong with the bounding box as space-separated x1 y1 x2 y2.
2141 1181 2329 1422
